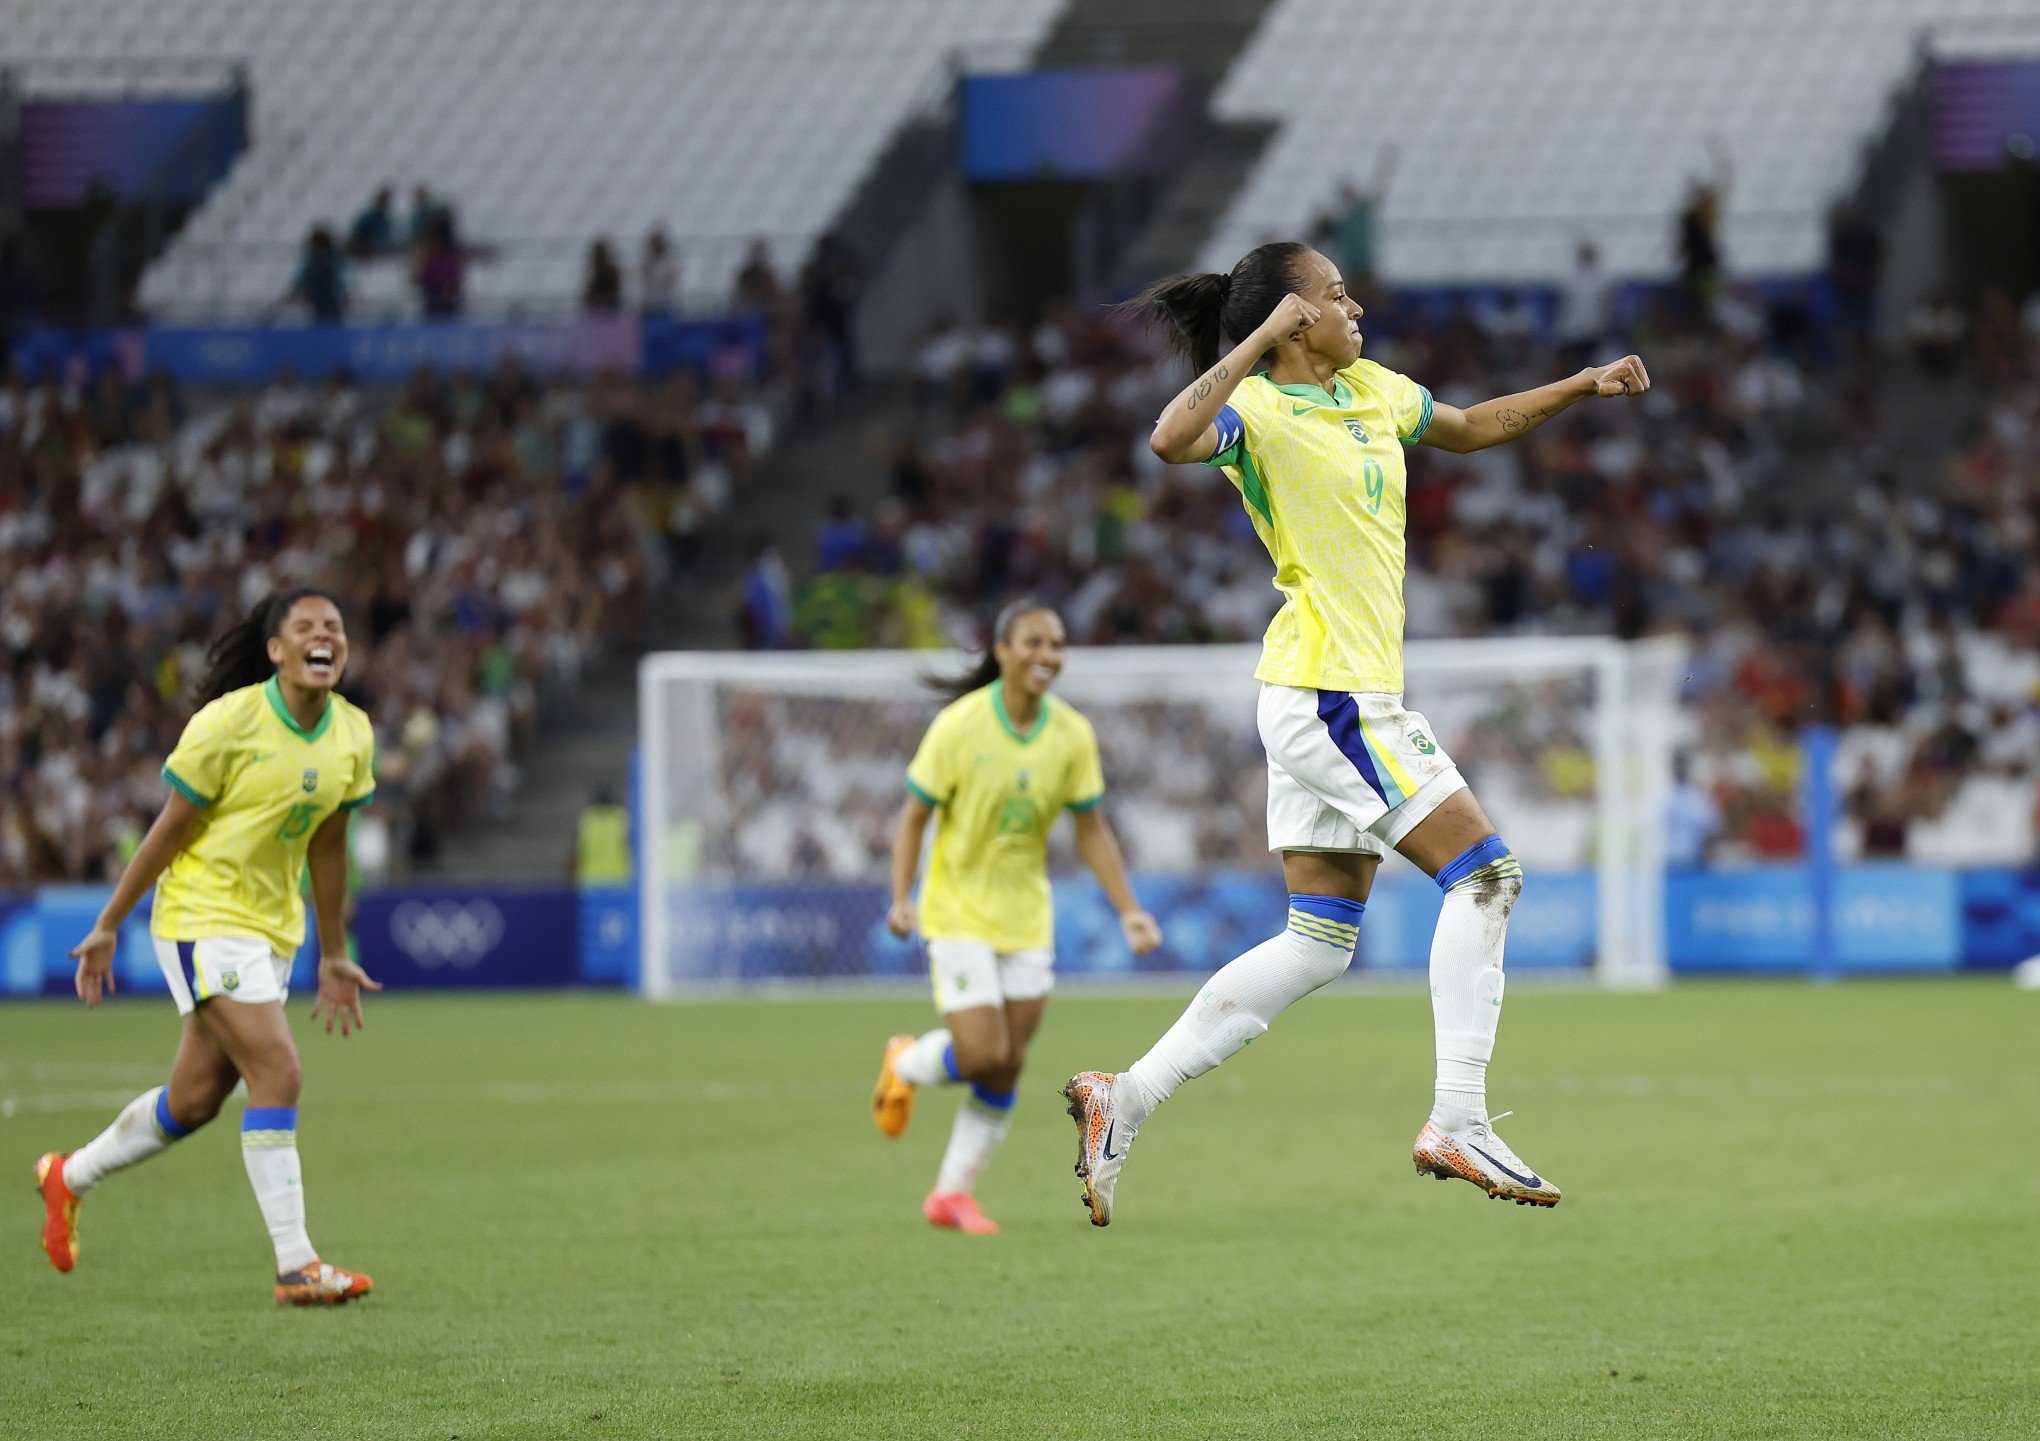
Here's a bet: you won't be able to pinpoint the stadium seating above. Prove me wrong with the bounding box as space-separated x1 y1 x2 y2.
0 0 1068 317
1204 0 2040 282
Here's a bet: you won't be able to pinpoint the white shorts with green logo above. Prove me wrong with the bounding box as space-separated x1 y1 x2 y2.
154 935 292 1014
1259 684 1467 856
926 938 1055 1013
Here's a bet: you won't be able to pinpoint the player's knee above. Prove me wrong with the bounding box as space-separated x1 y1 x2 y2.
1437 837 1524 917
955 1047 1014 1085
246 1049 302 1105
1285 894 1363 987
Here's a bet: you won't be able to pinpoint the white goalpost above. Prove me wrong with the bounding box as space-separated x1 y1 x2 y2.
637 637 1685 998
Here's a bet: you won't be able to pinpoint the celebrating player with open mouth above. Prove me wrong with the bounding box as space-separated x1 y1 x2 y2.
1063 243 1650 1224
37 588 383 1304
871 601 1162 1234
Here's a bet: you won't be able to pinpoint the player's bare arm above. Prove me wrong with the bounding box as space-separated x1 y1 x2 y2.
886 793 934 937
68 793 205 1007
307 809 379 1036
1070 806 1162 955
1149 294 1321 463
1420 355 1651 454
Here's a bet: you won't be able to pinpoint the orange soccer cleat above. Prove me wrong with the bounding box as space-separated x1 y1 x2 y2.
871 1033 917 1139
275 1260 375 1307
923 1190 999 1235
34 1153 80 1273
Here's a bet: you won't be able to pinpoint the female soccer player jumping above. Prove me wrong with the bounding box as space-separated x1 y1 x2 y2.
1063 242 1649 1225
870 601 1162 1234
37 588 383 1304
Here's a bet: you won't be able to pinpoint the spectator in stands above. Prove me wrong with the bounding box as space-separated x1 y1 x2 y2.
815 495 868 573
414 213 466 318
640 227 678 315
1677 144 1731 320
1826 202 1883 355
1906 293 1966 377
800 232 861 392
583 238 624 313
406 185 448 247
1556 241 1612 366
736 537 795 650
288 226 348 321
735 239 780 313
1311 145 1396 296
1663 755 1722 868
347 186 397 259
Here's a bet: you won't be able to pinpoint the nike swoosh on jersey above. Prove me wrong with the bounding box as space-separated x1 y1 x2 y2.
1466 1142 1542 1188
1291 403 1314 415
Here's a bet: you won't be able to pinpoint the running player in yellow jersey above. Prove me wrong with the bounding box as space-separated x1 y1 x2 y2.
1064 242 1650 1224
870 601 1162 1234
36 588 383 1305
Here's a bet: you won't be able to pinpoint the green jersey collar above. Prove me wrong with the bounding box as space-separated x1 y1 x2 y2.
1268 376 1352 408
264 675 335 744
989 683 1049 745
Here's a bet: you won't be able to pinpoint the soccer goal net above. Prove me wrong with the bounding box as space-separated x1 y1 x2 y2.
637 637 1685 997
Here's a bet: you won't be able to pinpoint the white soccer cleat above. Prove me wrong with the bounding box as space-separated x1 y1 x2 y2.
1413 1111 1561 1207
1062 1070 1135 1227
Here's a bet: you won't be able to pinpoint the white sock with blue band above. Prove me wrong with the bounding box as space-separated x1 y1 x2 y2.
1428 836 1525 1132
63 1085 203 1195
1122 893 1363 1123
935 1083 1016 1196
892 1029 960 1087
241 1106 317 1273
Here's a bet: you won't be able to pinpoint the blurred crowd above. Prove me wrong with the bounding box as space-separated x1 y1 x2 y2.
744 280 2040 867
0 357 769 887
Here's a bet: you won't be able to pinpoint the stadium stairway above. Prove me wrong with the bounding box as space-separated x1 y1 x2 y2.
1032 0 1283 285
427 653 638 881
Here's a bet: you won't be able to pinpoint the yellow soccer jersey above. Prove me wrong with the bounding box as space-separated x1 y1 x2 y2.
1206 356 1433 694
904 685 1105 953
153 678 376 956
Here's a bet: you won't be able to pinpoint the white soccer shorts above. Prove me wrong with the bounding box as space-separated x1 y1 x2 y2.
154 935 292 1015
926 937 1055 1013
1258 683 1468 856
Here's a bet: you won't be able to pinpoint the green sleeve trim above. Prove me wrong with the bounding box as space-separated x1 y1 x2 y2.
1235 448 1273 527
1401 385 1434 445
1203 440 1244 468
1067 793 1105 813
903 776 941 807
339 791 376 812
161 766 213 809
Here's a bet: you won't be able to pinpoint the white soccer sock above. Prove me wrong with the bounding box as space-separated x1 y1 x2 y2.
240 1106 316 1273
933 1085 1015 1195
1428 838 1525 1130
1121 895 1362 1124
892 1028 959 1087
63 1085 200 1195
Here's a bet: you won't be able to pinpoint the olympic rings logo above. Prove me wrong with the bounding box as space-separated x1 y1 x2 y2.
389 900 506 969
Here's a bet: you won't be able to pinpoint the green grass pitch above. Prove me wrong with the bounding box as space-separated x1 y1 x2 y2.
3 979 2036 1439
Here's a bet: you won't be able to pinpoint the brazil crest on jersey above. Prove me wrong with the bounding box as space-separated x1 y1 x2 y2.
904 685 1105 953
154 678 377 956
1205 356 1434 694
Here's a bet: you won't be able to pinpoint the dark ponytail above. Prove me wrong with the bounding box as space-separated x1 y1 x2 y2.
196 587 343 705
925 598 1054 703
1128 240 1311 375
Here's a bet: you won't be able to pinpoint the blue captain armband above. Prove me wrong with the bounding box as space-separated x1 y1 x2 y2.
1201 404 1244 464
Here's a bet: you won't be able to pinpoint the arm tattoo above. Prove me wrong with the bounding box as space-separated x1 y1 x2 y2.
1216 364 1229 379
1188 376 1214 412
1496 405 1550 436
